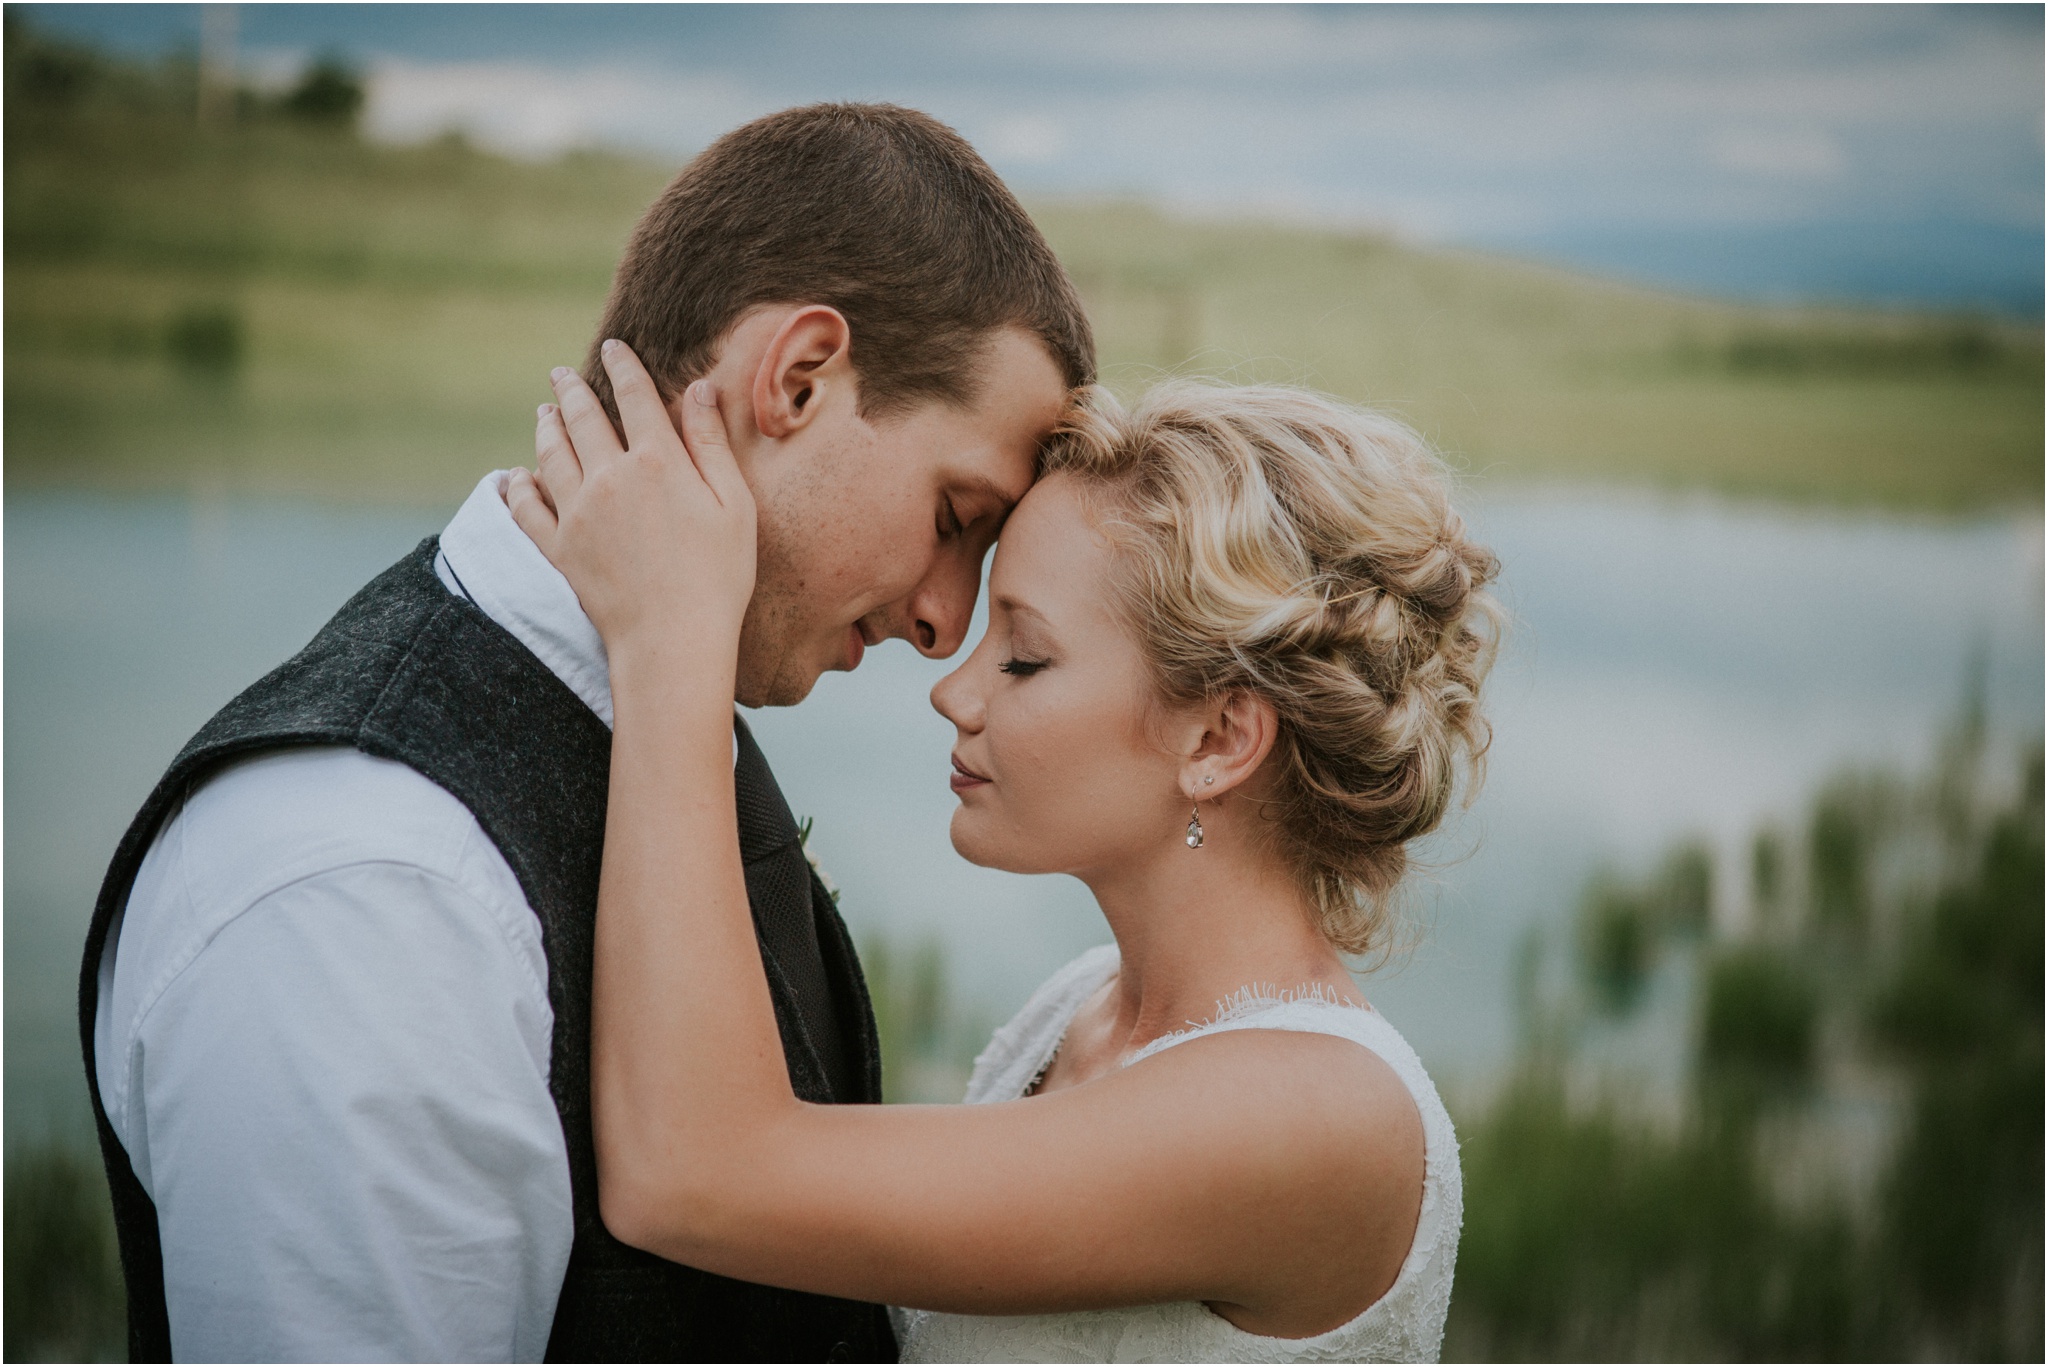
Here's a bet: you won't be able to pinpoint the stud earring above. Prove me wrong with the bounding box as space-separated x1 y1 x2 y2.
1185 804 1204 849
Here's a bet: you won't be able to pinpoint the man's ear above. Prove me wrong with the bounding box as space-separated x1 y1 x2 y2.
1178 691 1280 801
751 305 854 439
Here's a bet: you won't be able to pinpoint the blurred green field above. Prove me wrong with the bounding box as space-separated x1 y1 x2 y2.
5 111 664 502
1045 205 2042 510
6 35 2040 510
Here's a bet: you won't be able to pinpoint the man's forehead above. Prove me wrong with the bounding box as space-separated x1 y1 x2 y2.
972 330 1068 433
939 418 1045 509
933 333 1066 508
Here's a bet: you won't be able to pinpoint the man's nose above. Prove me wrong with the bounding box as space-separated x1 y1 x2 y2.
905 559 979 660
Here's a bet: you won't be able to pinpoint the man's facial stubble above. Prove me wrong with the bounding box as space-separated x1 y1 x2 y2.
734 491 817 709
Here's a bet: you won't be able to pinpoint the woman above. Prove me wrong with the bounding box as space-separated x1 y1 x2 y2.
508 342 1500 1363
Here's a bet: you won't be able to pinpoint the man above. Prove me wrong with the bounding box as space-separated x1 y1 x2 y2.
80 103 1092 1362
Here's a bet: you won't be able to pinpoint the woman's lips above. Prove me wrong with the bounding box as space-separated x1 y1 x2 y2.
844 623 865 672
949 755 990 792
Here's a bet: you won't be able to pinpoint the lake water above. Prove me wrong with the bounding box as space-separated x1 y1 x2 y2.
7 487 2040 1145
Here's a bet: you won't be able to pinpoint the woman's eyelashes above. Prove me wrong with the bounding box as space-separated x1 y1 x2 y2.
998 656 1050 678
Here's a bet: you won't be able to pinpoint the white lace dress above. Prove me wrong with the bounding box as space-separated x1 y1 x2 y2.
893 944 1462 1364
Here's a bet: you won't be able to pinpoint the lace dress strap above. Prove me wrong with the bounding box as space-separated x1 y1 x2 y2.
960 942 1118 1105
1126 993 1464 1362
1128 989 1445 1122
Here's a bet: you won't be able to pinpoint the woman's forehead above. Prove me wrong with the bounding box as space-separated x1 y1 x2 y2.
991 480 1123 629
994 478 1099 572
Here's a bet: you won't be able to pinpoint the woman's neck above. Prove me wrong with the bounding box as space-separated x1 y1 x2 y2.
1079 824 1363 1059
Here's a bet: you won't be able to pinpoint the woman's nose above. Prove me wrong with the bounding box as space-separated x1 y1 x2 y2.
930 660 982 730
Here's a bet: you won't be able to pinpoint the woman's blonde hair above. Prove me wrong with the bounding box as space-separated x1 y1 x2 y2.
1044 381 1502 957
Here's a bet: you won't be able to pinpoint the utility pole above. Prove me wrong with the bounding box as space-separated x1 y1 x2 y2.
197 3 238 128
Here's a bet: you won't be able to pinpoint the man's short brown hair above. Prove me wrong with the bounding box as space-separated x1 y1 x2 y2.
584 102 1094 421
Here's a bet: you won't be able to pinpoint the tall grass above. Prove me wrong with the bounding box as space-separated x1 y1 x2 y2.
4 1145 124 1362
861 932 994 1104
1447 712 2044 1361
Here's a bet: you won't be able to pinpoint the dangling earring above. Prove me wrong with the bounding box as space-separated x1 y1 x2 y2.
1185 775 1214 850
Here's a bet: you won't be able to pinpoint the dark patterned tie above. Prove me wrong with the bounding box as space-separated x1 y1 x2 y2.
731 717 857 1102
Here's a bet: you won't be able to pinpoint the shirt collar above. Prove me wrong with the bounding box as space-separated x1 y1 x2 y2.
436 471 616 729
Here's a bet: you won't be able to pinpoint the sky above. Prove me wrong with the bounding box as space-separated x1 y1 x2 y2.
24 3 2045 313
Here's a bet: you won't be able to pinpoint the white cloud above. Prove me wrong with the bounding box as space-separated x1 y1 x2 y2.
347 7 2038 243
365 58 763 159
982 114 1066 166
1705 129 1846 180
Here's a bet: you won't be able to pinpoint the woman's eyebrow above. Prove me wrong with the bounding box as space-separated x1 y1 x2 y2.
994 595 1052 630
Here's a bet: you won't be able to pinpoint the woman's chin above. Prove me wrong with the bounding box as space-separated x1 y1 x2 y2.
948 811 1040 875
947 811 997 867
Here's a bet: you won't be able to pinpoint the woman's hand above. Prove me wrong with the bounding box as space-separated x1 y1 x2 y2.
508 339 756 664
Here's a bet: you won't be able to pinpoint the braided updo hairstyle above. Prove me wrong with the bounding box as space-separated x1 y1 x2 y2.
1043 382 1502 957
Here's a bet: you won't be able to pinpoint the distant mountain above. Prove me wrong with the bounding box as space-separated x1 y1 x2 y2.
1490 221 2044 320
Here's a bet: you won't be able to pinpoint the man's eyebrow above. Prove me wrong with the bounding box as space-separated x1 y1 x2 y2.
954 473 1028 515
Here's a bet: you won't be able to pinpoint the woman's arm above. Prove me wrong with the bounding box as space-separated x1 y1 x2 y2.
511 346 792 1249
509 346 1423 1339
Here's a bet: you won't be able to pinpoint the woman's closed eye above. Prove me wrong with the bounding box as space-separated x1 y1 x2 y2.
998 657 1050 678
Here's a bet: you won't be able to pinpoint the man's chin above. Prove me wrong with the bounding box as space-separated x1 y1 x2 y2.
735 661 825 710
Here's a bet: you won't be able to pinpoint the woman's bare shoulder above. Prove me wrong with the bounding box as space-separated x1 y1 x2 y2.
1096 1023 1429 1333
1124 1020 1424 1159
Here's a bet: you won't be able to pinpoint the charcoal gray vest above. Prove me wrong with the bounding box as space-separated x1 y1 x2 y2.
77 538 896 1363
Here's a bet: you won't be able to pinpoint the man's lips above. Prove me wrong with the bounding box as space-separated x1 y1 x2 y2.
950 755 990 792
841 618 885 672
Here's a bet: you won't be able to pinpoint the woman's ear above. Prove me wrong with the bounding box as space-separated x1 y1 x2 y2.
751 305 854 439
1179 691 1279 801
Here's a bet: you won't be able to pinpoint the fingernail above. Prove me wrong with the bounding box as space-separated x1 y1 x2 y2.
689 379 713 405
602 338 620 354
536 404 551 420
550 367 572 384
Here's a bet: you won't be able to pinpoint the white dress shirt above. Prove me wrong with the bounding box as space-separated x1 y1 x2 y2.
92 471 670 1362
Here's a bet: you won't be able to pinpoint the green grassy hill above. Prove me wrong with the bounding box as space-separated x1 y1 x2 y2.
1050 205 2041 510
6 24 2040 510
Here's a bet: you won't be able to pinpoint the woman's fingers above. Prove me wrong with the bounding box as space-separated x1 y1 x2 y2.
536 343 742 533
533 403 579 511
505 467 559 554
598 340 675 457
549 365 624 474
679 380 750 509
517 350 757 655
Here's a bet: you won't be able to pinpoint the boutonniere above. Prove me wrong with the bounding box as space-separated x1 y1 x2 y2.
796 816 841 905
